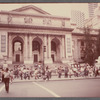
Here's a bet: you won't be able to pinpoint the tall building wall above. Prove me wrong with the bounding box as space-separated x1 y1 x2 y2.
71 10 85 28
88 3 98 18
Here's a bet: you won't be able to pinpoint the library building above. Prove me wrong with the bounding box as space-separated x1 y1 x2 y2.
0 5 98 68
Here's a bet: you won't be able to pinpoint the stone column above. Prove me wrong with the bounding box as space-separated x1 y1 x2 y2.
29 34 32 59
8 34 12 58
47 35 52 63
61 35 68 63
24 34 28 64
62 36 65 58
6 34 13 64
48 35 51 58
8 34 13 64
28 34 33 64
44 35 47 59
65 33 73 64
77 40 81 62
6 32 13 64
74 39 79 62
44 35 52 64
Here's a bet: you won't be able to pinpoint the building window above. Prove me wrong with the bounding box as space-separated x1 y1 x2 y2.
81 49 85 60
1 35 6 52
80 40 85 60
51 41 56 52
81 41 84 46
14 42 22 52
32 41 40 52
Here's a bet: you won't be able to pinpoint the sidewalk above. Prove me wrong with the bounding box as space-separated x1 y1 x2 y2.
13 75 100 83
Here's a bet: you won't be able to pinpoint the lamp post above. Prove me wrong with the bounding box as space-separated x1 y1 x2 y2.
43 46 46 70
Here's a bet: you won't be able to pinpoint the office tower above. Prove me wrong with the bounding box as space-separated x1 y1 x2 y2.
71 10 85 28
88 3 98 18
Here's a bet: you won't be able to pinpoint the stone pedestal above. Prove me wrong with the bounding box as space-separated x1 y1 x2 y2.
62 58 68 63
7 57 12 64
24 58 33 64
44 58 53 64
62 56 74 65
7 61 12 64
24 61 33 64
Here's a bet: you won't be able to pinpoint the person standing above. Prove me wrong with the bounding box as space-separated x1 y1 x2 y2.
1 69 4 83
10 69 14 83
34 68 39 80
57 67 62 78
64 67 69 78
41 69 46 80
4 68 11 93
45 69 50 81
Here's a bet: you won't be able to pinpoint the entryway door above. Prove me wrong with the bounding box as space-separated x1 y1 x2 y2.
16 54 20 62
34 54 38 62
51 54 54 62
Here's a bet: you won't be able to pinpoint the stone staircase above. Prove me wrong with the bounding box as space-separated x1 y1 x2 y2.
7 61 72 70
8 64 34 69
45 62 71 70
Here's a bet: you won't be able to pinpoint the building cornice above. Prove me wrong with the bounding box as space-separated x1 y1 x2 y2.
72 32 98 37
0 23 73 32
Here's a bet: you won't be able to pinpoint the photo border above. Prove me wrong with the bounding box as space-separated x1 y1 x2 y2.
0 0 100 100
0 0 99 3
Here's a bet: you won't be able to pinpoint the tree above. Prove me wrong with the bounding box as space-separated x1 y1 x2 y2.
83 27 96 66
96 29 100 57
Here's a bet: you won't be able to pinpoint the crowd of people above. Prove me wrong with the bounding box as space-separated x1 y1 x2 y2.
0 63 100 83
0 63 100 93
65 63 100 78
0 64 52 83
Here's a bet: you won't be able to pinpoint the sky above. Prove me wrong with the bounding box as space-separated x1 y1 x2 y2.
0 3 96 19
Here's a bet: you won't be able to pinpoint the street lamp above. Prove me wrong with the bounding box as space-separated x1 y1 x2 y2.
43 46 46 70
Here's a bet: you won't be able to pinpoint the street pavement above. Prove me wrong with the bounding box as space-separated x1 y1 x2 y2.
13 75 100 83
0 78 100 97
0 75 100 97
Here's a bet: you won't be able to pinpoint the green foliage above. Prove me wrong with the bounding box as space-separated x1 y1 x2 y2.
96 29 100 57
83 27 96 66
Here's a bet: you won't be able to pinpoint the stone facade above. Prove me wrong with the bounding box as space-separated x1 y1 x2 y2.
0 5 98 66
0 5 74 66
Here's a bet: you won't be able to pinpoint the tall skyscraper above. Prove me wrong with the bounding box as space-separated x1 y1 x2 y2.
88 3 98 18
71 10 85 28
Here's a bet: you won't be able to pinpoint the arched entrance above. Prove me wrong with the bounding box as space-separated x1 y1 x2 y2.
12 36 24 64
51 38 61 62
32 37 42 63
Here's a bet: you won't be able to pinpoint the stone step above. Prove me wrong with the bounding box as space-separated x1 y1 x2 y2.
6 62 71 70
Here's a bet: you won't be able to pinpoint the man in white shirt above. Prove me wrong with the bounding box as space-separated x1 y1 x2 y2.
4 68 11 93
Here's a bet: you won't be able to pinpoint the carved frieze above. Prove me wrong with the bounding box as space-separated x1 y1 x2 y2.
62 19 65 27
8 15 12 24
0 12 71 29
24 17 33 23
43 18 52 25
